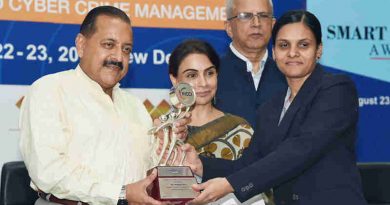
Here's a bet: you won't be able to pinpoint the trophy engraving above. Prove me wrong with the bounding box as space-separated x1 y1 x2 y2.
148 83 197 204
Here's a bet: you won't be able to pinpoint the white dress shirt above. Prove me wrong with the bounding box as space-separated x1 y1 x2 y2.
279 87 292 125
19 65 157 204
230 43 268 90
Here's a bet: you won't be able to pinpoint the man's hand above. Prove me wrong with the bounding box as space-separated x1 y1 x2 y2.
188 177 234 205
125 169 162 205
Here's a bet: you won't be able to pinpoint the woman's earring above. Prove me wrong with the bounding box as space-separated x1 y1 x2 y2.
213 96 217 105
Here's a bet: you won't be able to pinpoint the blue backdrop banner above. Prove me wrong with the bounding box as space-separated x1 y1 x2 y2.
1 0 388 164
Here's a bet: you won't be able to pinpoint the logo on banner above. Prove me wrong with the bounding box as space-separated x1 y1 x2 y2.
144 99 170 120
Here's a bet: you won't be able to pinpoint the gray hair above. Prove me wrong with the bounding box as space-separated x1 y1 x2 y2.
225 0 274 19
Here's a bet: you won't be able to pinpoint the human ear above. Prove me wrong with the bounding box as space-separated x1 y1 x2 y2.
316 43 323 60
75 33 86 58
225 21 234 39
169 74 178 86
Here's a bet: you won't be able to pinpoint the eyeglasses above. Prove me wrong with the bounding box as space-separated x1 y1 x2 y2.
228 12 273 22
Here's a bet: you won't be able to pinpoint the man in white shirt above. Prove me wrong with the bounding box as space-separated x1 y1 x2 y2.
19 6 187 205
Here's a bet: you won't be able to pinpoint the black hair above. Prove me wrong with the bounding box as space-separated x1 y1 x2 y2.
80 6 131 37
272 10 322 46
169 39 220 77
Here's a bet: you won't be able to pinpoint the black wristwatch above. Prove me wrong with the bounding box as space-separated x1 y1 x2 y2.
117 185 128 205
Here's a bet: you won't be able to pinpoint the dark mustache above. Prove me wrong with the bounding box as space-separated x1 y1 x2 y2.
103 60 123 70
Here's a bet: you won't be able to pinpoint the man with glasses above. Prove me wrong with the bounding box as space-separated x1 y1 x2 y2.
215 0 287 127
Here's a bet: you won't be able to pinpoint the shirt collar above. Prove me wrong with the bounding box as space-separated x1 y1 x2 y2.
229 43 268 74
284 87 292 107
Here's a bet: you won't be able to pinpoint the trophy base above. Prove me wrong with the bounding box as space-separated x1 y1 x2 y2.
148 166 197 204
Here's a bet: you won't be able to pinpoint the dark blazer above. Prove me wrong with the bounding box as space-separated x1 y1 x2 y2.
215 48 287 127
202 65 367 205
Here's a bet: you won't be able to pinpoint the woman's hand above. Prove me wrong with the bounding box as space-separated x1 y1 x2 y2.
172 112 191 141
180 143 203 177
188 177 234 205
152 111 191 143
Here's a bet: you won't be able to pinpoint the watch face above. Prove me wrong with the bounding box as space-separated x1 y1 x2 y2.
117 200 128 205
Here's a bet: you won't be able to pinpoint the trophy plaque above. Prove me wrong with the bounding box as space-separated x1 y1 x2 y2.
148 83 197 204
148 166 197 204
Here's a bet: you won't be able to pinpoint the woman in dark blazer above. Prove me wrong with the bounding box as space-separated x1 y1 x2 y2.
182 10 367 205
